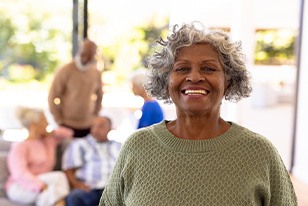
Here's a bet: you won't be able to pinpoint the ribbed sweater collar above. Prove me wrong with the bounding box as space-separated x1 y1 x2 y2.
152 121 241 153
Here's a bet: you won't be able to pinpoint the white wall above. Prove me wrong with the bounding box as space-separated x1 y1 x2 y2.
169 0 299 30
293 0 308 184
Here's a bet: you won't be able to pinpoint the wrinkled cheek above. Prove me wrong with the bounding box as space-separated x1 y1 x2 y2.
168 79 173 85
168 80 176 91
167 81 173 93
167 83 178 103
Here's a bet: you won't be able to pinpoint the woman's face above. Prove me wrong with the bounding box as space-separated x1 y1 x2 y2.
168 44 226 116
34 113 49 137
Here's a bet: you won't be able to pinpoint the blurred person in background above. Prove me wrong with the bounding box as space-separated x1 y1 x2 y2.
130 69 164 129
99 22 297 205
48 38 103 138
5 106 73 206
62 116 121 206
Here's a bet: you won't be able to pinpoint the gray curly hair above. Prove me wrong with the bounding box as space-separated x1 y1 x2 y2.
144 22 252 103
15 106 43 129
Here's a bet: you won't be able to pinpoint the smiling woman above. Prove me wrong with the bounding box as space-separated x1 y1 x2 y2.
168 44 226 120
99 22 297 206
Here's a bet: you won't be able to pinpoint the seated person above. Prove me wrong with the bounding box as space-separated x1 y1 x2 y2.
5 106 73 206
62 116 122 206
130 70 164 129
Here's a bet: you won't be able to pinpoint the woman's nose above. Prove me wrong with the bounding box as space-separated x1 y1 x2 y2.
186 70 205 82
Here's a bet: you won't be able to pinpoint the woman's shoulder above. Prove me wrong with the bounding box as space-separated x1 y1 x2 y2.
230 122 278 152
126 127 154 142
9 140 35 154
231 122 265 138
123 122 164 146
9 141 24 150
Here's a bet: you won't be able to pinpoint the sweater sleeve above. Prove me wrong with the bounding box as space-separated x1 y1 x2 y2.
268 149 297 205
99 142 126 206
48 66 68 125
7 143 45 193
94 69 103 115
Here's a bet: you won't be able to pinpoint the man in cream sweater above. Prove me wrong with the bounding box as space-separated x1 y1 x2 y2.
48 39 103 137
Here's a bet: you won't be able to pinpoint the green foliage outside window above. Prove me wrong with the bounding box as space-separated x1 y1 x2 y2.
254 29 296 65
0 0 297 86
0 1 71 85
98 18 169 88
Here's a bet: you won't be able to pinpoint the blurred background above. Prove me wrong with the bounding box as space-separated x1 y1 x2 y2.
0 0 307 192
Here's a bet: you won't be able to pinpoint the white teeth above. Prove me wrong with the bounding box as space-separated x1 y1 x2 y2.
185 90 207 95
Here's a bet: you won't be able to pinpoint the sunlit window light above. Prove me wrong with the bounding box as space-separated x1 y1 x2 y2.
2 129 28 142
134 110 142 120
46 125 54 133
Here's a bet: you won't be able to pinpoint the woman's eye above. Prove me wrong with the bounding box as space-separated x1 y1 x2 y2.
201 67 215 72
175 67 189 72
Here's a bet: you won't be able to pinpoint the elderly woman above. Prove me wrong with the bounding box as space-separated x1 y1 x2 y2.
130 69 164 129
5 106 73 206
99 23 297 205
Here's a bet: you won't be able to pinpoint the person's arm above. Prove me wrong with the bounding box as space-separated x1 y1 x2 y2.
48 66 67 125
64 168 90 192
94 70 103 115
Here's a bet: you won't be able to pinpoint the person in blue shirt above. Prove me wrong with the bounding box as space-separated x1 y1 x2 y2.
131 70 164 129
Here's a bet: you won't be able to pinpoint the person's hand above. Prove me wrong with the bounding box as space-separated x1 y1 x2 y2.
40 184 48 193
72 181 91 192
53 126 74 138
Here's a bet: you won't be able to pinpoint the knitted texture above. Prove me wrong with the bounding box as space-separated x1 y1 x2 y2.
100 121 297 206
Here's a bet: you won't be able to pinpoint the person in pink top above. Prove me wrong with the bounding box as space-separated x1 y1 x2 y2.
5 106 73 206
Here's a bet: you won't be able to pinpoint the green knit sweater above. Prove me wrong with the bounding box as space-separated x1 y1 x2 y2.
99 121 297 206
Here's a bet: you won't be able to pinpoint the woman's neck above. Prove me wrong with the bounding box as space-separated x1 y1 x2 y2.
166 117 230 140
